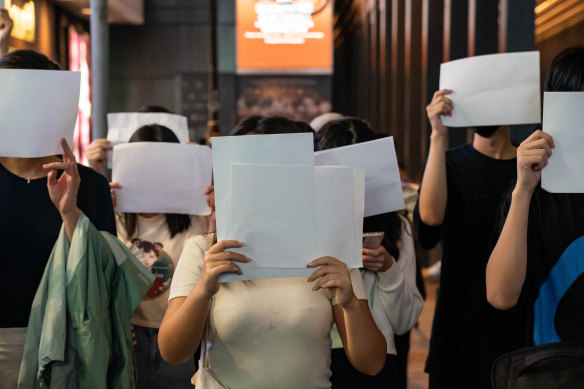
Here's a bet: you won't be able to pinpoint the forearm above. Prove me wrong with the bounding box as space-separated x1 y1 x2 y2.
486 189 532 310
419 133 448 226
61 208 81 242
335 298 386 375
159 285 212 365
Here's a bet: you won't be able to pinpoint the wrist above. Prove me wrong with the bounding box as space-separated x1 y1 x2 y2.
60 207 81 220
512 186 535 200
193 280 215 301
430 131 447 148
341 294 360 311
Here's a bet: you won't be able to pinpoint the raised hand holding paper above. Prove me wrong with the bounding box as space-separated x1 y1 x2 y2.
439 51 541 127
0 69 80 157
112 142 212 214
542 92 584 193
314 136 404 216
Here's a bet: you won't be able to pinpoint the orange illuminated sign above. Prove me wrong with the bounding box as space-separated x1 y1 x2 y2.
236 0 333 74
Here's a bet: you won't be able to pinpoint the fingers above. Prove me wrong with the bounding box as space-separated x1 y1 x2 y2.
307 265 344 282
207 262 243 277
521 138 552 157
209 251 251 264
204 185 214 195
109 182 123 190
307 256 345 268
433 89 453 99
42 161 74 171
47 169 58 186
362 247 384 257
60 138 76 163
522 130 555 149
207 240 245 255
520 155 548 171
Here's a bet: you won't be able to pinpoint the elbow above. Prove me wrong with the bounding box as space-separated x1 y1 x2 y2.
157 331 190 366
486 287 519 311
419 208 443 227
159 348 190 366
360 351 386 376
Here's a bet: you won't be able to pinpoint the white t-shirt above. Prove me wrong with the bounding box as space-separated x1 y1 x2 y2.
116 213 209 328
169 234 367 389
331 216 424 354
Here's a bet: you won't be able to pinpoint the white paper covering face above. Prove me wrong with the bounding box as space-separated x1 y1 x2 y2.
211 133 315 242
106 113 190 168
222 165 364 282
112 142 212 214
541 92 584 193
0 69 80 157
439 51 541 127
315 136 405 216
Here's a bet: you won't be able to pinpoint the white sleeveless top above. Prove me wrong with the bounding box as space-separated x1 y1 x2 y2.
169 234 366 389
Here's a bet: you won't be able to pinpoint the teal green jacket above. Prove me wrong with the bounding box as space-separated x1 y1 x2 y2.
18 213 154 389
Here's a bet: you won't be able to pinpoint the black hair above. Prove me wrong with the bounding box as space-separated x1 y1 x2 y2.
230 115 303 136
317 117 403 259
137 105 173 113
317 117 377 150
544 46 584 92
230 115 263 136
129 124 180 143
0 49 60 70
293 121 315 134
122 124 192 239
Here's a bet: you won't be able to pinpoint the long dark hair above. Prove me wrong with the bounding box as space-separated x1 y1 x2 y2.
122 124 192 239
318 117 403 259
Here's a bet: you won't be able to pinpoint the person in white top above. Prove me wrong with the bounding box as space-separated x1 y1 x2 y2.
110 124 210 389
318 117 424 389
158 117 387 389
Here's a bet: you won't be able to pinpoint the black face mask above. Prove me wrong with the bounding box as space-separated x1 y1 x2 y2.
472 126 499 138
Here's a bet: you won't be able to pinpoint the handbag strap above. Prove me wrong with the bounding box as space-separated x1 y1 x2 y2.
201 319 210 370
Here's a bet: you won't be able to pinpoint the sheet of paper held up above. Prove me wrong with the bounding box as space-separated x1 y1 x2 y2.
222 164 364 282
0 70 80 158
315 136 405 216
112 142 212 214
541 92 584 193
211 133 315 242
439 51 541 127
106 113 190 168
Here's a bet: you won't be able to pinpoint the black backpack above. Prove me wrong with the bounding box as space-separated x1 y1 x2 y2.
491 340 584 389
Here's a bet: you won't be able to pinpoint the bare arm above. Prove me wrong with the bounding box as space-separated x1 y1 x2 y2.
418 90 452 226
486 130 554 310
43 139 82 242
158 240 250 365
308 257 386 375
0 9 13 58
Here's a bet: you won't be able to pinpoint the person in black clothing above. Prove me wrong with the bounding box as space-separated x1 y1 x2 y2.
414 89 529 388
487 46 584 346
0 49 116 388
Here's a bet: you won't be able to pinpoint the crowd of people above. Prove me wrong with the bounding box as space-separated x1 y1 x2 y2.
1 7 583 389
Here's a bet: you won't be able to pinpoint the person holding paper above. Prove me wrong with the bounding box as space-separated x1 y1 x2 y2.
0 8 12 57
415 90 528 386
487 46 584 346
158 119 386 389
110 124 210 389
0 50 116 389
85 105 173 174
318 117 424 389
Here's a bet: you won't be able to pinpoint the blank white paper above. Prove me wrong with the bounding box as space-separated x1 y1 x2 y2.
542 92 584 193
439 51 541 127
223 165 363 281
112 142 212 214
211 133 315 242
315 137 405 216
0 69 80 157
229 164 318 268
106 113 190 168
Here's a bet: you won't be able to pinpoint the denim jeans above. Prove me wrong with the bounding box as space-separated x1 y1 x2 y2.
134 325 198 389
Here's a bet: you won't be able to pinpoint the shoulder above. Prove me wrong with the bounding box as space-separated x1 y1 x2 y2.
77 164 110 192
